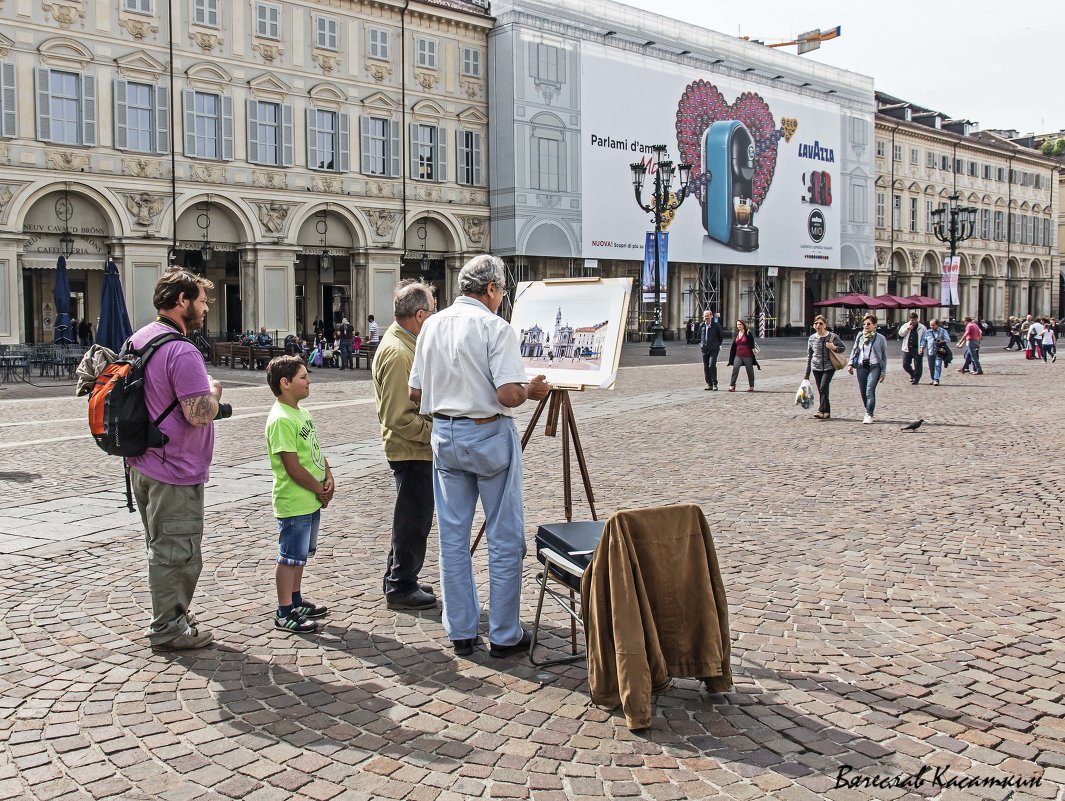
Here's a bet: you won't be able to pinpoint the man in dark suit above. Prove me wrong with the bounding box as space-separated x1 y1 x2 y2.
699 310 724 390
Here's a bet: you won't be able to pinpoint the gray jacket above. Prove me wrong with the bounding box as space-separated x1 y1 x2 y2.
805 332 845 374
849 333 888 371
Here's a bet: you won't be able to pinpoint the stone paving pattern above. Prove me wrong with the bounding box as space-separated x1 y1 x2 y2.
1 343 1063 801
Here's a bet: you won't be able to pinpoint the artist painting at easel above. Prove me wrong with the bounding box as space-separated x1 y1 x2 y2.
409 254 552 660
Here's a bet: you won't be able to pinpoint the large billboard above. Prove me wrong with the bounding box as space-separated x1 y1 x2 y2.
581 42 843 269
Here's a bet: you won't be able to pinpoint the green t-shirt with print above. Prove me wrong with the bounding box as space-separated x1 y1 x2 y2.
265 401 326 519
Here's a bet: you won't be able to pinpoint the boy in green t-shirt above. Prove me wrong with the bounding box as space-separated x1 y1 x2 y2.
265 356 335 633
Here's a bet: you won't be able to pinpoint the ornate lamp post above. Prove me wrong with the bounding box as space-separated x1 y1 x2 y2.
56 187 75 257
196 196 214 266
931 192 976 314
631 145 691 356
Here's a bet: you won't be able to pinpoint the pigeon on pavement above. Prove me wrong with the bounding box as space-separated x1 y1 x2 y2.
900 419 925 432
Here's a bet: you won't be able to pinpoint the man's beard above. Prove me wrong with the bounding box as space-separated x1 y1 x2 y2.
182 307 204 332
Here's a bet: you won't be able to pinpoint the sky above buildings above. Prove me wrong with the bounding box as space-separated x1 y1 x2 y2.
624 0 1065 137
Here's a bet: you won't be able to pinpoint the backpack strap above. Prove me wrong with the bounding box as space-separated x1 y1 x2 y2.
131 331 193 428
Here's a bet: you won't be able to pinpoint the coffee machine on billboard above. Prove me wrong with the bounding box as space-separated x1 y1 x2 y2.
703 120 759 252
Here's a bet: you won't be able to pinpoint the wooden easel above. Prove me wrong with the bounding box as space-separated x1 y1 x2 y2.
470 387 597 555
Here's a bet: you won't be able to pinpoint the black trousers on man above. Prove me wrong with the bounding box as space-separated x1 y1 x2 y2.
384 459 435 598
902 351 923 384
702 349 720 388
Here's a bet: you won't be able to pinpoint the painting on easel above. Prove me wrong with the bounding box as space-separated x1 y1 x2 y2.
510 278 633 389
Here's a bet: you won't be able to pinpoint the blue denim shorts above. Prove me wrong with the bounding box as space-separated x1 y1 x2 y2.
276 510 320 566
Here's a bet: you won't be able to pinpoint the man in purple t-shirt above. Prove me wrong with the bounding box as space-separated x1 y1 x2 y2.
127 270 230 651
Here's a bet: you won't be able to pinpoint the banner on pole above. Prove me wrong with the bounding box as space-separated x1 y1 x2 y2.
941 256 960 306
642 231 669 304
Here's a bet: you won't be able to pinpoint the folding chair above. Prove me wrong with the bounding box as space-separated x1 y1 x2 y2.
529 520 605 667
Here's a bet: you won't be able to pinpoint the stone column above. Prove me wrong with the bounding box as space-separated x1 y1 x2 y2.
111 240 171 332
366 249 402 328
445 254 465 309
990 279 1006 323
239 247 259 337
352 251 368 330
0 234 25 345
255 244 299 338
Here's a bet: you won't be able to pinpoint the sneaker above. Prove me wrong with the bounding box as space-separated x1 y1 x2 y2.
489 629 533 659
933 380 940 386
727 386 736 392
747 387 755 392
705 384 712 391
296 600 328 619
274 609 318 633
152 627 213 651
862 414 873 424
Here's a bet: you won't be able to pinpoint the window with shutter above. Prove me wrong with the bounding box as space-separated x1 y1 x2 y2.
123 0 152 12
281 103 293 167
363 116 388 175
0 63 15 139
252 101 282 165
368 28 389 60
417 38 437 69
190 91 221 159
436 125 447 183
256 2 280 39
389 120 400 177
44 70 79 145
121 82 154 153
457 130 482 186
81 73 96 147
193 0 219 27
155 85 169 154
316 16 338 50
337 112 349 172
221 95 233 160
310 109 337 171
462 48 481 78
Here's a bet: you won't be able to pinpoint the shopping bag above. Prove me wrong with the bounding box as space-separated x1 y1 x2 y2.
795 378 814 409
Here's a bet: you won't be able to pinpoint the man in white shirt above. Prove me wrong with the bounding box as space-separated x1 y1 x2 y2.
367 315 380 344
409 254 551 658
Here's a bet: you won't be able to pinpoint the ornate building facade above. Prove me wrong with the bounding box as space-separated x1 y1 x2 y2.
0 0 491 344
872 93 1058 325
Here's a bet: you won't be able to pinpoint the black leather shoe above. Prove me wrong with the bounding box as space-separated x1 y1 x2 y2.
452 638 478 656
489 629 532 659
386 589 437 610
383 576 435 596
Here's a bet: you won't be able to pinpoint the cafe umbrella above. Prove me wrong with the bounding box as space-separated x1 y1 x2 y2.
96 257 133 352
52 255 75 344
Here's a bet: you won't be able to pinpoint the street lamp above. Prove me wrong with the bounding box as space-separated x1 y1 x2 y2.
197 196 213 266
631 145 691 355
931 192 976 313
56 187 75 257
317 209 332 272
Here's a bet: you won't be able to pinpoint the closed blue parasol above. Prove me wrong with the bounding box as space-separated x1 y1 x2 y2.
96 257 133 352
53 255 75 344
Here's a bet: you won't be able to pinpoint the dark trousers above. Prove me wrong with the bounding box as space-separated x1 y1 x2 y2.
385 459 435 597
811 368 835 414
1006 334 1023 350
701 349 720 387
729 357 755 388
902 351 923 383
339 341 353 369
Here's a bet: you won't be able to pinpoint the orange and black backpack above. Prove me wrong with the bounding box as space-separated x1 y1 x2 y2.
88 331 187 458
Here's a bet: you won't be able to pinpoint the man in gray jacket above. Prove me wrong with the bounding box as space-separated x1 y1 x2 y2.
896 312 927 385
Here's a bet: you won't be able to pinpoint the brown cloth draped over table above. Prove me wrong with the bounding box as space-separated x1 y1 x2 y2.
581 504 732 730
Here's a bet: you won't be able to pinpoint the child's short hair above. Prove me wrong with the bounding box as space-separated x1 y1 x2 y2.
266 355 305 396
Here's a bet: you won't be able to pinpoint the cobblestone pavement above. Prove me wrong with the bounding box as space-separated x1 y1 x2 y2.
2 346 1063 801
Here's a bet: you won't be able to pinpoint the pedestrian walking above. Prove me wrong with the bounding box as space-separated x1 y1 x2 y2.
896 312 927 385
367 314 380 344
923 319 951 386
264 356 334 633
1004 316 1023 350
698 309 724 390
372 279 438 610
1041 319 1056 363
726 319 759 392
126 270 231 651
803 315 844 419
847 313 888 424
408 254 551 658
957 316 984 375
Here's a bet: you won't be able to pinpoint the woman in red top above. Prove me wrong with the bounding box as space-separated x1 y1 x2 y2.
726 319 760 391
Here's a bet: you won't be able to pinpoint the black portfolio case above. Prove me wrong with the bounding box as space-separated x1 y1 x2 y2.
534 520 606 591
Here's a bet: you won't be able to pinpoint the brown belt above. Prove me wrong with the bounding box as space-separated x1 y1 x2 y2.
432 412 502 425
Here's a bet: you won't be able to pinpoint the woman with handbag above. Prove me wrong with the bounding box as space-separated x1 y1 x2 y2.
922 319 951 386
726 319 759 391
847 313 888 424
803 315 845 419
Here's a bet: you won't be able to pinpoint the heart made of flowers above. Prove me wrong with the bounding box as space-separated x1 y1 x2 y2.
675 80 792 210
